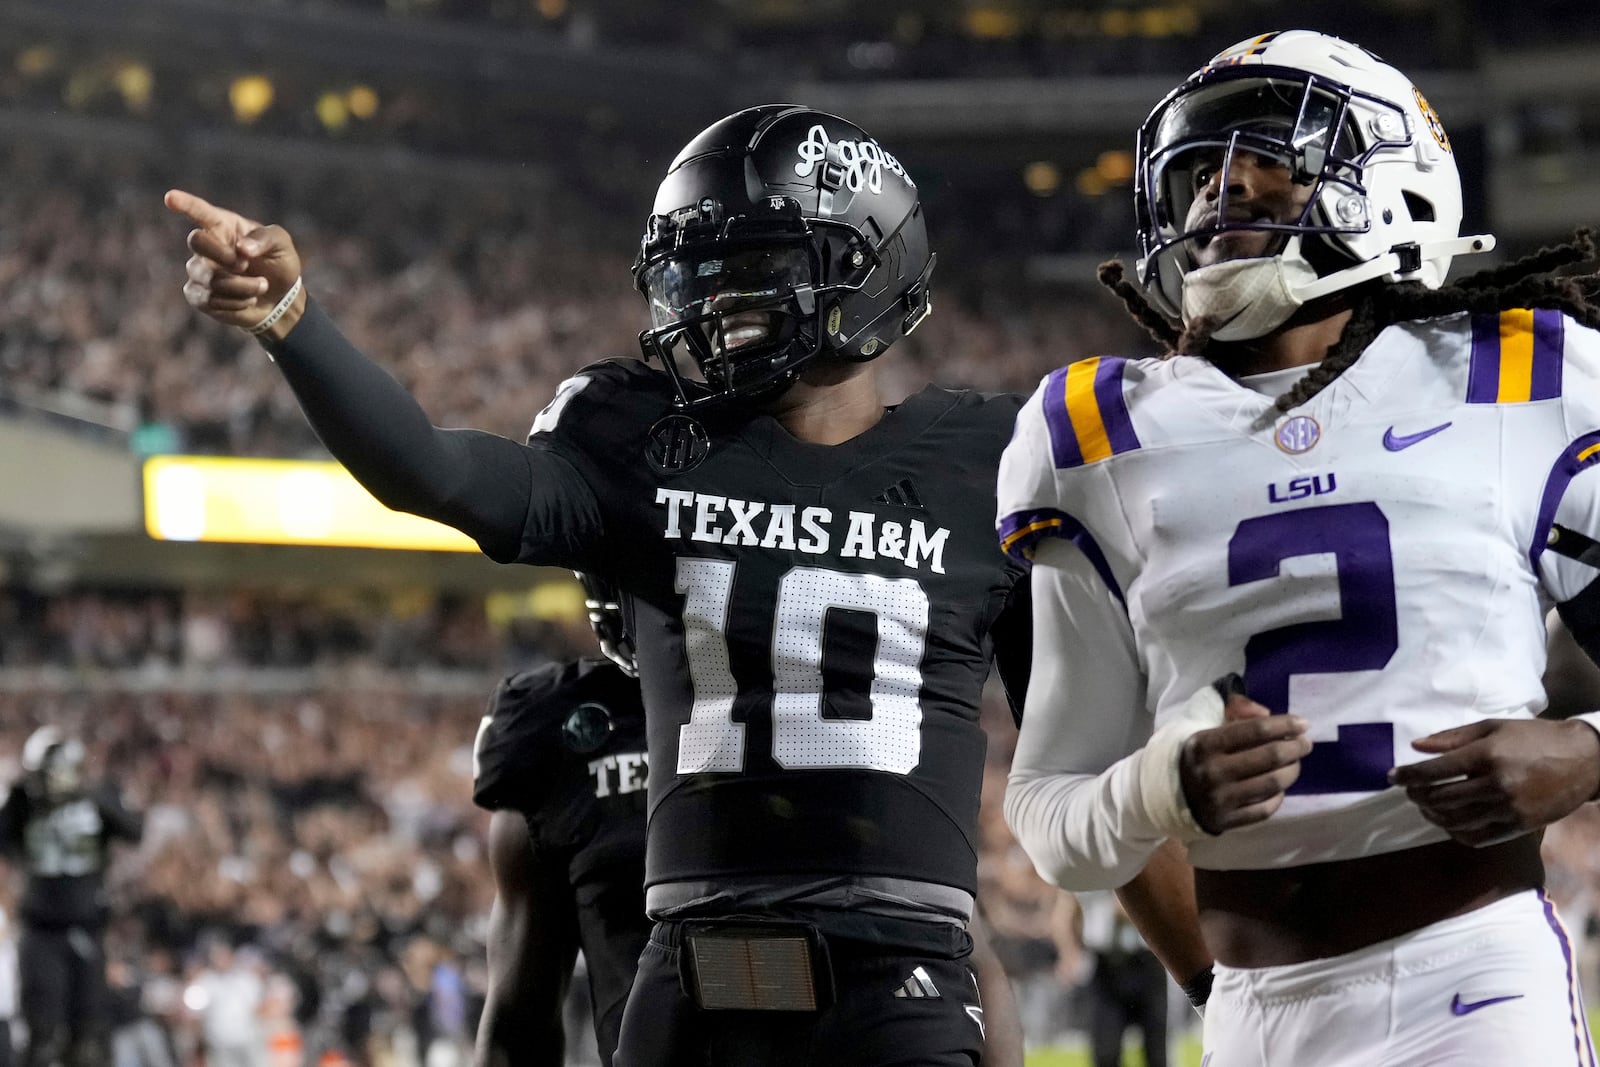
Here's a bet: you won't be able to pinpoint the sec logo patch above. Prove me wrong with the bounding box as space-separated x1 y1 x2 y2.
1275 415 1321 454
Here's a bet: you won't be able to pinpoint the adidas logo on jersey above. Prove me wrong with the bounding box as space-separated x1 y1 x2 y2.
873 478 924 510
893 966 941 999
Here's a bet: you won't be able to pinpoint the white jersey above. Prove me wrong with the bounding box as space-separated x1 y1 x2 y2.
997 309 1600 876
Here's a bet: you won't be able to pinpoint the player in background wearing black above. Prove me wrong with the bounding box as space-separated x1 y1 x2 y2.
166 103 1207 1066
472 574 652 1067
0 727 143 1067
472 574 1027 1067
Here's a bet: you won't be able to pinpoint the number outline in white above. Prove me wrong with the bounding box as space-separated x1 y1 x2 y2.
673 557 928 775
676 557 747 772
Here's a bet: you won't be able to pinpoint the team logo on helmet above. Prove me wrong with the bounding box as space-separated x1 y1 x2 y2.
1411 87 1451 152
1274 415 1322 454
794 124 912 194
647 413 711 475
561 702 614 755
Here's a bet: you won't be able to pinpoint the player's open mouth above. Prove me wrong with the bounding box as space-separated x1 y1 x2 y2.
717 311 773 353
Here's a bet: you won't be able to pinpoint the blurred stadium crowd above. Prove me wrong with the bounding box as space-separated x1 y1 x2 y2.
3 1 1600 1063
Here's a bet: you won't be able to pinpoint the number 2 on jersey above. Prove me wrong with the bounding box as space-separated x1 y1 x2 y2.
1228 502 1398 793
675 557 928 775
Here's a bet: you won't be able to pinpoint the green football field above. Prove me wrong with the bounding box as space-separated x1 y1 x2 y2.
1025 1035 1202 1067
1024 1009 1600 1066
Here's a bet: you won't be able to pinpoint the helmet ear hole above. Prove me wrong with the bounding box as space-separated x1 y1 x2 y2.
1402 190 1435 223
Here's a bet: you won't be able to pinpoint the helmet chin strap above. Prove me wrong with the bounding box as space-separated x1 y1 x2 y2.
1182 234 1497 342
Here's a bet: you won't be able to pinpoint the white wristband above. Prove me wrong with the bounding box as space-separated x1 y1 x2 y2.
1136 683 1227 841
246 276 303 337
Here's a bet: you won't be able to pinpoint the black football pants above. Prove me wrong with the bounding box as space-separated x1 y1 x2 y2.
615 919 985 1067
19 925 109 1067
1087 949 1168 1067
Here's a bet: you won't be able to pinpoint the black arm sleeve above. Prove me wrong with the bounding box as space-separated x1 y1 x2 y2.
0 784 26 856
990 573 1033 728
96 787 144 844
264 298 539 562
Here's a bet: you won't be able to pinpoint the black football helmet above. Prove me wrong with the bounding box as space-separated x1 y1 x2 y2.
633 104 935 408
575 571 636 678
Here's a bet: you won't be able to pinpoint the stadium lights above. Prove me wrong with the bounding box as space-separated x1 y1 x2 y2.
1022 161 1061 197
347 85 379 120
228 74 274 124
15 45 58 78
316 91 349 132
965 8 1025 39
115 61 154 114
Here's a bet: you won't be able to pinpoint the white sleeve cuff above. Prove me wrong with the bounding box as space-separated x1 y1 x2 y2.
1004 683 1225 890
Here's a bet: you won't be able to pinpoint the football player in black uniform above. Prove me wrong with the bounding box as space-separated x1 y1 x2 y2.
166 104 1200 1064
472 574 1027 1067
0 727 143 1067
472 574 652 1067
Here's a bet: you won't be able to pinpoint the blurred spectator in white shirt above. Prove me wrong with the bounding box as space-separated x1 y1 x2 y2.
187 940 266 1067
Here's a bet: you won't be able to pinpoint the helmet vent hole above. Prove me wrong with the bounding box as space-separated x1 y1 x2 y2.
1402 191 1435 223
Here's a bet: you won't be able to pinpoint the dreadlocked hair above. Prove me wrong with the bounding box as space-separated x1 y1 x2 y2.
1097 260 1181 350
1097 228 1600 419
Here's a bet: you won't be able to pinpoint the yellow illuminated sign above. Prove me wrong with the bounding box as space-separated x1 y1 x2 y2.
142 456 479 553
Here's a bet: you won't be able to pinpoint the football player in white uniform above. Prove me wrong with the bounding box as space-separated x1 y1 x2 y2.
997 29 1600 1066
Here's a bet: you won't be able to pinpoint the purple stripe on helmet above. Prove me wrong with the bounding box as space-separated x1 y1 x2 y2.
1092 357 1142 456
1528 431 1600 574
1040 368 1084 469
996 507 1124 605
1466 312 1503 404
1530 309 1567 401
1539 889 1596 1066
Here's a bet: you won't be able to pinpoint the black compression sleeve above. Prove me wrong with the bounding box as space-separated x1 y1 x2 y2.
990 573 1033 728
264 298 535 561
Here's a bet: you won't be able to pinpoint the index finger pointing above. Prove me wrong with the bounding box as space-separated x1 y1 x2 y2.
165 189 232 228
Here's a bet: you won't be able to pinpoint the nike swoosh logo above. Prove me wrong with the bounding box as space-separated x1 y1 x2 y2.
1384 422 1453 451
1450 993 1524 1016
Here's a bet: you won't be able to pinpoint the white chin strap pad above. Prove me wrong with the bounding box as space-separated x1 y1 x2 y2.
1180 247 1318 342
1179 234 1500 345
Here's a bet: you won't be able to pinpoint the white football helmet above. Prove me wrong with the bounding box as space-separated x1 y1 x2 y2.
21 725 85 800
1134 29 1494 332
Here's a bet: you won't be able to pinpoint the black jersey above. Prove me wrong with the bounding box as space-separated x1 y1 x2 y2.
516 360 1028 899
0 781 141 929
473 657 650 1061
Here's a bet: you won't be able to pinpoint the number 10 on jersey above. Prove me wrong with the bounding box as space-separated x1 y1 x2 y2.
674 557 930 775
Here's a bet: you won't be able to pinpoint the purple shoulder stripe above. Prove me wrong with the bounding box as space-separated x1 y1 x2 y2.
997 507 1124 606
1529 430 1600 576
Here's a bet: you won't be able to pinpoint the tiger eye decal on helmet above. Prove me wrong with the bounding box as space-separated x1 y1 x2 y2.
1412 87 1451 152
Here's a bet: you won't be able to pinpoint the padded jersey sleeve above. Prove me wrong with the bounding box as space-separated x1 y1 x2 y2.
1534 318 1600 622
1004 536 1162 890
268 298 605 568
996 375 1067 564
996 371 1165 890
